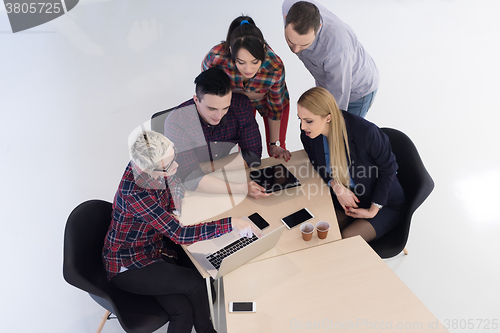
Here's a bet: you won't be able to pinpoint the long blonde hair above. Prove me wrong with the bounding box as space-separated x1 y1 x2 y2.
298 87 351 187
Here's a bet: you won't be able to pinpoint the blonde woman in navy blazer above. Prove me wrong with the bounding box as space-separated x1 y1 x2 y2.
298 87 405 241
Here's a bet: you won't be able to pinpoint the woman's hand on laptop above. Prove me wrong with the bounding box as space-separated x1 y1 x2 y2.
247 181 272 200
231 218 263 238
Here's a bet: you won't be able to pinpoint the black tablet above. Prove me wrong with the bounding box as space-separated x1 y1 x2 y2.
249 164 301 194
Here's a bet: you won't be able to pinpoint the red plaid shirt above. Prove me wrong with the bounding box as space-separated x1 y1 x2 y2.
202 43 289 120
102 162 232 280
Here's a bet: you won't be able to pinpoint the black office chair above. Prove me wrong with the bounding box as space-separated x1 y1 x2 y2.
63 200 170 333
151 107 175 134
369 128 434 259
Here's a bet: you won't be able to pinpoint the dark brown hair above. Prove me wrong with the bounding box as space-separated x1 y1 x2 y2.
224 16 267 63
194 68 231 100
285 1 321 35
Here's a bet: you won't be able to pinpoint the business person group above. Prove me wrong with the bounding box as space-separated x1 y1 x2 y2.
102 1 404 332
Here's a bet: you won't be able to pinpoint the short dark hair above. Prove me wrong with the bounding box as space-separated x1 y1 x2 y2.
224 15 267 63
285 1 321 35
194 67 231 101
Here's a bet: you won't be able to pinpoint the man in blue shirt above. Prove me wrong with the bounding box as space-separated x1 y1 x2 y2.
282 0 379 117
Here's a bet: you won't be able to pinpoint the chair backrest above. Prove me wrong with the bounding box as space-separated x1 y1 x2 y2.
381 128 434 213
63 200 113 298
63 200 171 332
151 107 175 134
369 128 434 258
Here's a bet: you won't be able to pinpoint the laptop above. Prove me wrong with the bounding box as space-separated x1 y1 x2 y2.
249 164 301 193
187 222 285 280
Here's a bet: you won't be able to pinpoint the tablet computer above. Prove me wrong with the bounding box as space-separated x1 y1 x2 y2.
249 164 301 194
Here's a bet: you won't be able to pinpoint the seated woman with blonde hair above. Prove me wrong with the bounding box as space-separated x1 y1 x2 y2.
298 87 405 242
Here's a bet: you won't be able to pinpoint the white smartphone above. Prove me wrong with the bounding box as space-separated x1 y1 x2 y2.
281 208 314 229
228 301 256 313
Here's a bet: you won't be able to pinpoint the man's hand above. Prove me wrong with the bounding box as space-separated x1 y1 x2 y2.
231 217 263 238
269 145 291 162
247 181 272 200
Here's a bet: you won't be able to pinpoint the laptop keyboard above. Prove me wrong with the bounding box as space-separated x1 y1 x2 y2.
206 234 259 270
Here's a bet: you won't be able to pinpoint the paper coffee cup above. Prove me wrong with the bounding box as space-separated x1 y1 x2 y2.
316 221 330 239
300 223 314 241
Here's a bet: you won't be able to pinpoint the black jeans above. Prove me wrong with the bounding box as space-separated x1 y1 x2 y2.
112 246 215 333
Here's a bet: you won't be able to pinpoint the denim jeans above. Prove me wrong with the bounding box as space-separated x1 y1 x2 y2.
346 89 378 118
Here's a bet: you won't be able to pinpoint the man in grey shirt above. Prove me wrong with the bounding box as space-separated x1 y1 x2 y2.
282 0 379 117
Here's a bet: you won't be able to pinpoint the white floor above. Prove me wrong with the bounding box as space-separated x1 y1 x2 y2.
1 0 499 332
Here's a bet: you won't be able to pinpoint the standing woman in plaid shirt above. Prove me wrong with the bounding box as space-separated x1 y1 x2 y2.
103 131 260 333
202 16 292 161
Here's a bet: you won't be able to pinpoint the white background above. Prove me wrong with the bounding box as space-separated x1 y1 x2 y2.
1 0 499 332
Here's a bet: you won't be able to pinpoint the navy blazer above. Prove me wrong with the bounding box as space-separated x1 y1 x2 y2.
301 111 404 207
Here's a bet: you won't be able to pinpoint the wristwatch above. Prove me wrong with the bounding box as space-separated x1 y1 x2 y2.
372 202 383 210
269 141 280 147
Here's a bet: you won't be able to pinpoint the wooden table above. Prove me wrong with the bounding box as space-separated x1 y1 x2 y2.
180 150 341 277
223 236 449 333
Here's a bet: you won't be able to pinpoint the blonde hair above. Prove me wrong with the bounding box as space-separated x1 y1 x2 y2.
298 87 351 187
130 130 174 171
